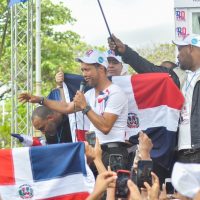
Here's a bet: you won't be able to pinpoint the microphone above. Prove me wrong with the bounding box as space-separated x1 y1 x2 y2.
79 80 87 93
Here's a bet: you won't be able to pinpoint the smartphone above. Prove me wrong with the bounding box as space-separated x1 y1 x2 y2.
130 166 137 185
137 160 153 188
85 131 96 146
109 154 123 172
165 178 175 195
115 170 131 198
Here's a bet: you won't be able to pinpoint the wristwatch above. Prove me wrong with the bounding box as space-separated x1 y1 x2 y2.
39 97 45 105
82 105 91 115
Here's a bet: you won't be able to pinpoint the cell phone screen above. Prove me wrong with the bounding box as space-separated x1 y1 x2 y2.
115 170 130 198
130 167 137 185
85 131 96 146
109 154 123 172
165 180 174 194
137 160 153 188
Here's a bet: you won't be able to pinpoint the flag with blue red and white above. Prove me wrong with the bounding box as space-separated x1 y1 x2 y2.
61 73 184 169
0 142 94 200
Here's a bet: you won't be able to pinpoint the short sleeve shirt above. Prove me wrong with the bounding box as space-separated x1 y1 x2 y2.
84 84 128 144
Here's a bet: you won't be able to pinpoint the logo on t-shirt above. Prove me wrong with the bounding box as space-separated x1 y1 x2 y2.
127 113 139 128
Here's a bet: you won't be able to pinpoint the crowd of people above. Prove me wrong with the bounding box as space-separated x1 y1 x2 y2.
16 33 200 200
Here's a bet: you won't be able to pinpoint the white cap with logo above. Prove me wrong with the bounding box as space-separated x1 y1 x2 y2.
105 49 122 63
173 34 200 48
76 49 108 68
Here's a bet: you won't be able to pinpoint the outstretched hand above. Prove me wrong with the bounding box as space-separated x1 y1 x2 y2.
55 71 64 87
18 93 42 104
108 34 126 54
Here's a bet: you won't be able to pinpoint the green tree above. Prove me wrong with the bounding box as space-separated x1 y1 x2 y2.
0 99 11 148
0 0 91 146
128 43 176 74
0 0 176 148
137 43 176 65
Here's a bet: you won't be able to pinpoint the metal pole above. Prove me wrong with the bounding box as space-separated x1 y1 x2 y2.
97 0 116 44
36 0 41 96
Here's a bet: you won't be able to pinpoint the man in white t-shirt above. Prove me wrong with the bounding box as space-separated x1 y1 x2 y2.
19 49 129 169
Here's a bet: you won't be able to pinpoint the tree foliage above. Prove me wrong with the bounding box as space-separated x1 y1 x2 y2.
127 43 176 74
137 43 176 65
0 0 91 147
0 0 176 147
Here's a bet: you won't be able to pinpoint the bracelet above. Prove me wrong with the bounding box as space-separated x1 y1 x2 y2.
39 97 45 105
82 105 91 115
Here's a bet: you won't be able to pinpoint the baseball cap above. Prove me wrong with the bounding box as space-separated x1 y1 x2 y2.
171 162 200 198
172 34 200 48
76 49 108 69
105 49 122 63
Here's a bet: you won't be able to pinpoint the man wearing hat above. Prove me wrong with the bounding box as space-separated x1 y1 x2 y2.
55 49 129 86
108 33 200 164
105 49 129 76
19 49 129 169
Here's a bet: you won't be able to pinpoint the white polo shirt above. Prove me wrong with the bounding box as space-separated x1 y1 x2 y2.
84 84 128 144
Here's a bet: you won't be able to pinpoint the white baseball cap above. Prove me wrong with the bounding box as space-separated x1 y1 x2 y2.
171 162 200 198
172 34 200 48
105 49 122 63
76 49 108 68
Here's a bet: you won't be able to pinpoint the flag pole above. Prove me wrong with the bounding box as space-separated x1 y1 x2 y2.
97 0 112 38
36 0 41 97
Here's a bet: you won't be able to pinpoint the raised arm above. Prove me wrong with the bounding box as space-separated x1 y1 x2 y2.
108 34 180 87
55 70 66 101
18 93 78 114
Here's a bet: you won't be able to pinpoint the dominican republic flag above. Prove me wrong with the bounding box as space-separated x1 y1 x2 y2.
0 143 95 200
112 73 184 168
59 73 184 169
48 74 91 143
9 0 28 7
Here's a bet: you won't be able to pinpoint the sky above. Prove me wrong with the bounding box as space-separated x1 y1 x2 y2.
58 0 175 48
